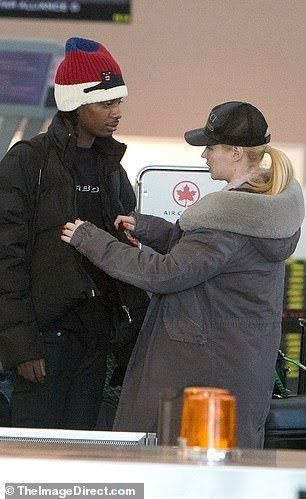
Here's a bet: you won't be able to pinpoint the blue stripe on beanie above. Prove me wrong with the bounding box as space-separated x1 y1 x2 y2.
65 37 100 53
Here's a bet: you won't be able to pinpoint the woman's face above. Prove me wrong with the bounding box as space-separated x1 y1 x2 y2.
202 144 235 182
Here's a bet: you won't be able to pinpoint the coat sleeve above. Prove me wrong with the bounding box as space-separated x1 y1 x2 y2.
70 222 247 295
0 145 44 369
133 214 179 254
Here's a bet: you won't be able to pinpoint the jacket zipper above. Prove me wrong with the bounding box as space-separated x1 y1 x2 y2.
63 133 98 299
122 305 132 323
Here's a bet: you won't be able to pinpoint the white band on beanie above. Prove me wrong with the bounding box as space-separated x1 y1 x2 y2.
55 82 128 111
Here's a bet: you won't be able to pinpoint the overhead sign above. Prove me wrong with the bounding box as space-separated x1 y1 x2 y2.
0 1 131 22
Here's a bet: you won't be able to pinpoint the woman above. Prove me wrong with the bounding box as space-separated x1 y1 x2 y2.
61 101 304 448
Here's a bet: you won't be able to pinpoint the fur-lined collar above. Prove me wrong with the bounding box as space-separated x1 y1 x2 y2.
179 179 304 239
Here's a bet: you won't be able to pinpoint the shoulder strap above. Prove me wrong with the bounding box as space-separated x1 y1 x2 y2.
10 138 49 255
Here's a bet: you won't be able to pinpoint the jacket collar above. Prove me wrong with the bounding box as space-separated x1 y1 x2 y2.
47 112 127 169
222 167 269 191
179 179 305 239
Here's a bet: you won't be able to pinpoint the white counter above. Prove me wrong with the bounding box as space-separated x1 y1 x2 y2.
0 434 306 499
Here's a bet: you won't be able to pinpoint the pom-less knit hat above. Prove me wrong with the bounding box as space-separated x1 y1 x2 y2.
54 37 128 111
185 101 271 147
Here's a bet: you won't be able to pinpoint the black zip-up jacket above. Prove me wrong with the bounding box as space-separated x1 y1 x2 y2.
0 113 146 369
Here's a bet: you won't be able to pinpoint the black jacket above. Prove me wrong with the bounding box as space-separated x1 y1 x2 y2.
0 113 148 369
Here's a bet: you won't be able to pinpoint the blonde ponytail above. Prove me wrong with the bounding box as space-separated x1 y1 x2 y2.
265 146 294 194
244 144 294 195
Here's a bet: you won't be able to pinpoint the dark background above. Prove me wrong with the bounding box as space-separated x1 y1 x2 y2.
0 1 131 22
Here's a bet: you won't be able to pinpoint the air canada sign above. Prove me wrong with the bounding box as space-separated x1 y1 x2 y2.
138 167 216 223
163 180 200 219
173 181 200 208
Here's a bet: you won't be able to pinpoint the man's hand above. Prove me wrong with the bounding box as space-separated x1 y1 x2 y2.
61 219 85 244
17 359 46 383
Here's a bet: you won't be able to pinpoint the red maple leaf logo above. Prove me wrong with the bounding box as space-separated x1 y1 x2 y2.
176 184 196 205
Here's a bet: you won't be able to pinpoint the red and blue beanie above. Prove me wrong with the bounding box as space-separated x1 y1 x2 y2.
54 37 128 111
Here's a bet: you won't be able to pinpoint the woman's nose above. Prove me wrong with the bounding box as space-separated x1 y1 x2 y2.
201 148 207 159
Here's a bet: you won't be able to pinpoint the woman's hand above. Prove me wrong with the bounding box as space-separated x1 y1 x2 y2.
114 215 136 232
61 219 85 244
114 215 138 246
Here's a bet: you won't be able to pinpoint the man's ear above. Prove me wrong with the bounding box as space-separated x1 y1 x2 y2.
232 146 244 162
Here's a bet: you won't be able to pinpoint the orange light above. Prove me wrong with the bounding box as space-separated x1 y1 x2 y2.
179 387 236 450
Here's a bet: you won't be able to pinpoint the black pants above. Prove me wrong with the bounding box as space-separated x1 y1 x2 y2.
11 329 107 430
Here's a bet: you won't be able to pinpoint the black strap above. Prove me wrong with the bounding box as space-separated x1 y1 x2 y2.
10 139 49 256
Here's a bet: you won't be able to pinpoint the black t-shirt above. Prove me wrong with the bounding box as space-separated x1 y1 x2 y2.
73 146 117 296
54 147 117 340
74 147 103 227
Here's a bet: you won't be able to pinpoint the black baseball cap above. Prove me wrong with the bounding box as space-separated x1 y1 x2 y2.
184 101 271 147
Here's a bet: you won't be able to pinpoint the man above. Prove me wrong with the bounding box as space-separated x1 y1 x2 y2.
0 37 149 429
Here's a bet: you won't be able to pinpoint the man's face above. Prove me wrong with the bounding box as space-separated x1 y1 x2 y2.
76 98 123 147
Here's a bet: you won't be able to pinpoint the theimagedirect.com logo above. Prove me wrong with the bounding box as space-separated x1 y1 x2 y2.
5 484 144 499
